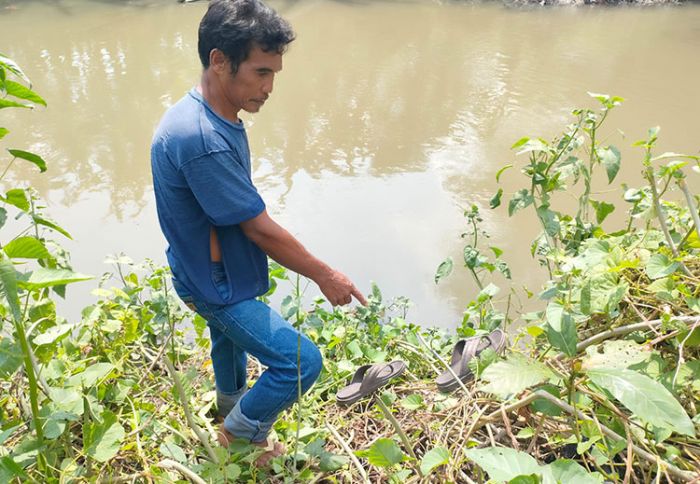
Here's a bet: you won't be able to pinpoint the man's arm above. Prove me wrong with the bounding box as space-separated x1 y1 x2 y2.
240 209 367 307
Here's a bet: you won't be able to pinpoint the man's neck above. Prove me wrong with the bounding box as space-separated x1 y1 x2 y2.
199 70 240 124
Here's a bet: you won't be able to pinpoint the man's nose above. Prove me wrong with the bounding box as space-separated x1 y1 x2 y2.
262 75 274 95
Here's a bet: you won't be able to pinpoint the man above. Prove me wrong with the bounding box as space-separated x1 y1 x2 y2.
150 0 366 464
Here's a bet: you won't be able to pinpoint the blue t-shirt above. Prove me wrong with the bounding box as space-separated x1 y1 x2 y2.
151 88 269 304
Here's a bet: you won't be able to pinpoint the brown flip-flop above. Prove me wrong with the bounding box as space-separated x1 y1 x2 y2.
435 329 506 393
336 360 406 406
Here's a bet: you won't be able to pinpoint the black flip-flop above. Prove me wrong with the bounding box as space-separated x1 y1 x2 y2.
336 360 407 406
435 329 506 393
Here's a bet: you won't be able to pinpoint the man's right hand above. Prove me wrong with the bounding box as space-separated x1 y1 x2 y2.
240 210 368 307
316 268 367 307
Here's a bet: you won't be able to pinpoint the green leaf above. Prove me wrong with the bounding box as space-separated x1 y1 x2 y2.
549 459 603 484
0 456 27 482
84 410 125 462
280 294 299 319
496 164 513 183
590 200 615 224
320 453 348 472
508 476 539 484
400 394 424 411
647 277 677 301
463 246 484 269
465 447 541 482
581 340 651 371
420 446 450 475
536 206 560 237
434 257 453 284
545 302 577 357
0 258 21 322
481 354 555 398
67 362 114 388
0 337 23 378
496 260 512 279
0 127 8 139
478 283 500 300
32 215 72 239
645 254 679 280
24 268 92 289
3 80 46 106
514 138 550 155
159 441 187 463
4 236 50 259
33 321 76 346
4 189 29 212
0 98 31 110
588 92 624 109
49 388 83 415
581 273 628 314
0 425 19 446
530 384 563 417
511 137 530 149
586 368 694 436
597 146 621 184
490 188 503 209
8 149 47 173
356 438 405 468
0 207 8 229
508 189 534 216
0 54 30 83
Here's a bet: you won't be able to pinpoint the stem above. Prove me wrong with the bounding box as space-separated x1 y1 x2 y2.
293 273 302 473
468 268 483 290
14 316 47 475
678 178 700 241
157 459 207 484
644 162 692 276
375 398 423 478
163 356 219 463
83 392 93 476
325 423 370 484
0 156 17 181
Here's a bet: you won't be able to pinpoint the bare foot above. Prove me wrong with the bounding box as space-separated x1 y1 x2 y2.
217 423 286 466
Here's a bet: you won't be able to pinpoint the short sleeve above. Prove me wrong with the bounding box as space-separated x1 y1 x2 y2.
180 150 265 226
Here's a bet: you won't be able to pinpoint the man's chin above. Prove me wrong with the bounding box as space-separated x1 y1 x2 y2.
244 103 264 114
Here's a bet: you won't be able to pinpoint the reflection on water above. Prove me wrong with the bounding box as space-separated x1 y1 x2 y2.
1 0 699 326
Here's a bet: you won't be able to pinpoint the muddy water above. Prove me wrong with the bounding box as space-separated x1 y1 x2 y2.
1 0 699 327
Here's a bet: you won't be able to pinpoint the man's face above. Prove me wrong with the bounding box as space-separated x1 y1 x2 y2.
214 45 283 115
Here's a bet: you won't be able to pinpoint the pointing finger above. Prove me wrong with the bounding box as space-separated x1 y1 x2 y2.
352 286 368 306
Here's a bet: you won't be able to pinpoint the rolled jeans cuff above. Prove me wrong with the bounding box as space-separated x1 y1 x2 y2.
217 387 247 417
224 400 275 444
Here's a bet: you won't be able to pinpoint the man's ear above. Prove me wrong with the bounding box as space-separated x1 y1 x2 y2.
209 49 229 75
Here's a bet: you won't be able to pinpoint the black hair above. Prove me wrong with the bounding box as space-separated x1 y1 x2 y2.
198 0 295 74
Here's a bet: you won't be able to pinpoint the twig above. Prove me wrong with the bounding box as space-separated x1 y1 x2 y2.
554 315 700 360
325 422 370 484
500 404 519 450
136 332 173 387
623 296 660 336
476 390 698 482
163 356 219 463
157 459 207 484
672 319 700 388
623 422 634 484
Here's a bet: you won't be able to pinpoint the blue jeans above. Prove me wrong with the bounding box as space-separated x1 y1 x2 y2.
172 263 323 443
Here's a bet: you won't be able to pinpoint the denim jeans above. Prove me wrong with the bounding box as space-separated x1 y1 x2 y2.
172 263 323 443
